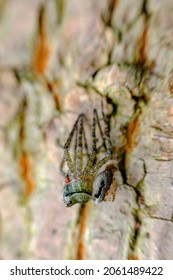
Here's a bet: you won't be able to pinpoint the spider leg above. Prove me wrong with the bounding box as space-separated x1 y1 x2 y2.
83 125 89 158
84 109 97 173
75 114 84 175
74 119 89 164
94 107 107 152
63 114 82 175
81 123 90 167
93 103 113 174
74 122 78 168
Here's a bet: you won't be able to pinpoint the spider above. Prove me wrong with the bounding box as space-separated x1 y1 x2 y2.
62 104 117 207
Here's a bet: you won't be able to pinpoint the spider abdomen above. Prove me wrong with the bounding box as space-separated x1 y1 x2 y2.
62 179 93 207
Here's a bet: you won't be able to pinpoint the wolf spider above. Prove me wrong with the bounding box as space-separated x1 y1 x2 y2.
62 104 116 207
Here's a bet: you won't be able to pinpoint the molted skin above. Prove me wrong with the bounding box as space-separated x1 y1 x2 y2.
92 169 114 203
92 163 117 203
62 179 92 207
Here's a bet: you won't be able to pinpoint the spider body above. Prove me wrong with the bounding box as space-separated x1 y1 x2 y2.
62 105 115 207
62 178 92 207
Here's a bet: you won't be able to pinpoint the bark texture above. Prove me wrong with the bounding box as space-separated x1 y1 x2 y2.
0 0 173 260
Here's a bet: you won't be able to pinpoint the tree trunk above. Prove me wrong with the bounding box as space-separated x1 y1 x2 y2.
0 0 173 260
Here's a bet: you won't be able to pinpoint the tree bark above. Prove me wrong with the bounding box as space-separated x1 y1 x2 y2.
0 0 173 260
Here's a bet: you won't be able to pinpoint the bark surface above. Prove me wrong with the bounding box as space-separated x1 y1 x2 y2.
0 0 173 260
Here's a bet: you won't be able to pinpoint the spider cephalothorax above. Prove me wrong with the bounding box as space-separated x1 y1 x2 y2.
62 104 116 207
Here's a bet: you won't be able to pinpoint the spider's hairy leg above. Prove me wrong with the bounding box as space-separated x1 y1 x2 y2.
73 122 78 168
84 109 97 173
74 122 89 165
94 108 107 151
83 125 89 158
93 104 113 174
63 114 82 175
75 114 84 175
